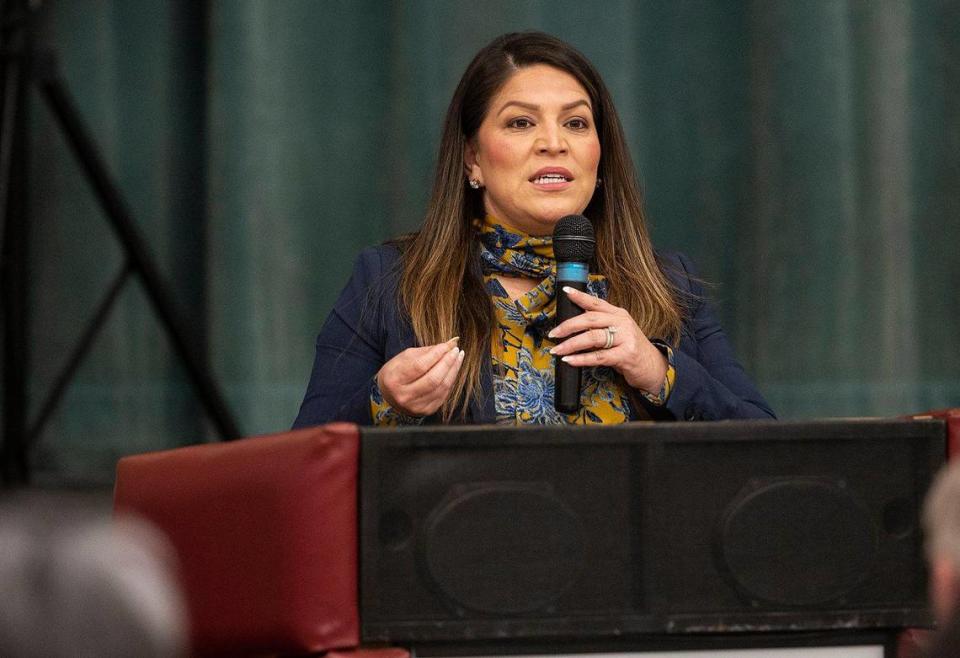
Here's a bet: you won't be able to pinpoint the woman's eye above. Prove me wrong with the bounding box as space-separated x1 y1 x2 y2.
566 118 589 130
507 118 533 129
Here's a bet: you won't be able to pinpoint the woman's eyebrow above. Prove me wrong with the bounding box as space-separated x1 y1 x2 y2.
495 99 591 117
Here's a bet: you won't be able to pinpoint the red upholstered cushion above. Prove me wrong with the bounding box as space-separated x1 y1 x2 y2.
113 423 360 656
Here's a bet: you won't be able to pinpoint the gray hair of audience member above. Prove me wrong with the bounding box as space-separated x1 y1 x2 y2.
0 512 188 658
924 461 960 567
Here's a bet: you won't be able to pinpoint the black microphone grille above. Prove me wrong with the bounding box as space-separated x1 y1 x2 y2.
553 214 595 262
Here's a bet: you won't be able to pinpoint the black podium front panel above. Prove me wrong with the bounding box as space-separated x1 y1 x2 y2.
359 420 943 643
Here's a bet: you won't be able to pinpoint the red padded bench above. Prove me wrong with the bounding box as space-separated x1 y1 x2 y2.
114 423 360 656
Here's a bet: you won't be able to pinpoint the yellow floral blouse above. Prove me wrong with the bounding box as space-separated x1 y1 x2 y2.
371 217 675 425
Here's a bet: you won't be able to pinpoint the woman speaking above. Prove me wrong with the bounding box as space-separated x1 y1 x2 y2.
293 32 774 427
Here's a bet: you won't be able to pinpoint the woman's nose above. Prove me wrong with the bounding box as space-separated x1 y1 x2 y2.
535 126 567 154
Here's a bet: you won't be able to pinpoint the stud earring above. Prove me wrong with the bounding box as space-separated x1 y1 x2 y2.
595 178 603 189
469 179 481 189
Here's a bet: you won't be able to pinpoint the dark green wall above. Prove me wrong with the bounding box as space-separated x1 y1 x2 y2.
19 0 960 484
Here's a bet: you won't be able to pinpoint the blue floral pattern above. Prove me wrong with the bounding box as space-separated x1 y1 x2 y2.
488 274 633 425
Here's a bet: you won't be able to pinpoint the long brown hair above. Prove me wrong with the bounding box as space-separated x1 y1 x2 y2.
397 31 683 421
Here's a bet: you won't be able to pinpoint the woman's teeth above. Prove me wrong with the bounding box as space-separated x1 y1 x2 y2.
533 175 568 184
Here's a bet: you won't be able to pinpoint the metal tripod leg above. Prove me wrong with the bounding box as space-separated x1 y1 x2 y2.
1 0 32 485
35 60 242 444
1 3 242 484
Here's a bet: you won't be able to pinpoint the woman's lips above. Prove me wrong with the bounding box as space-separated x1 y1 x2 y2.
530 168 574 189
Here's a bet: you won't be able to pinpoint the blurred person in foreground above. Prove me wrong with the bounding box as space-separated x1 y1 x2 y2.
294 31 774 427
0 495 187 658
923 461 960 657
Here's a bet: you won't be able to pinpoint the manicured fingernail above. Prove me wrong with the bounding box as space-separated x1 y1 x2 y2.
449 346 460 356
457 349 465 360
561 356 572 363
562 286 576 294
447 336 460 344
549 347 558 355
547 329 557 338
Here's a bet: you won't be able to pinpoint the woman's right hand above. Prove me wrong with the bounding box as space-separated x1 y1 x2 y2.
376 338 465 417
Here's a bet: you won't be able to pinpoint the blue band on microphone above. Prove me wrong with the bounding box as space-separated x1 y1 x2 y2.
557 262 589 283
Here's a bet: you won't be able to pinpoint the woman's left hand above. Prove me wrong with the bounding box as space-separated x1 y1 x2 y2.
548 286 667 395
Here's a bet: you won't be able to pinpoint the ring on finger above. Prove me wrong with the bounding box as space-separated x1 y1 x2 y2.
602 325 618 350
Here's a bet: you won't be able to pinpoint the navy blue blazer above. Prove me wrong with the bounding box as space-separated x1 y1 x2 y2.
292 245 775 427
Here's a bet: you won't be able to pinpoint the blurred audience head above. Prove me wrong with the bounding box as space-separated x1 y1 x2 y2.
0 493 187 658
925 461 960 626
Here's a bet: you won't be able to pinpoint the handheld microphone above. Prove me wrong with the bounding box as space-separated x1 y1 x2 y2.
553 214 595 414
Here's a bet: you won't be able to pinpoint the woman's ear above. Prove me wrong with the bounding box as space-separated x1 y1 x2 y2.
464 141 481 184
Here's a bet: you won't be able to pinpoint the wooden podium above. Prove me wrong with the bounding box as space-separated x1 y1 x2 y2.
115 418 946 656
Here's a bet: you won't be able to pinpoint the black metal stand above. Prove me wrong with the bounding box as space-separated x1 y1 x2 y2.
1 1 242 485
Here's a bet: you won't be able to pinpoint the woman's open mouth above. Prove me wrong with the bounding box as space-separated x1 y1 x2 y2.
530 168 574 188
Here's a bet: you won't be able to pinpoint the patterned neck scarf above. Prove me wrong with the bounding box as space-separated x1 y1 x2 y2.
476 216 558 328
476 216 606 328
476 216 556 279
470 216 638 425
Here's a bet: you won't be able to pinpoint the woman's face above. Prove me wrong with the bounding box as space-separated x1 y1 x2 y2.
465 64 601 236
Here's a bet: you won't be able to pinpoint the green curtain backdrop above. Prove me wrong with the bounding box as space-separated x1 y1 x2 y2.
20 0 960 485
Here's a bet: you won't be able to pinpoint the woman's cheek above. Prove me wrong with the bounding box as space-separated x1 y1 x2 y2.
485 138 524 172
584 139 601 171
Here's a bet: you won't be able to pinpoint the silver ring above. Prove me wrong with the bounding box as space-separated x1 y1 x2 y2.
603 325 618 350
